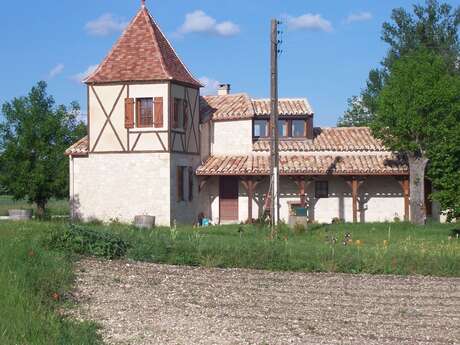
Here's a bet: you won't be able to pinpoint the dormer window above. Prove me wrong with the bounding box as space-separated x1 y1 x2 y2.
253 120 269 138
253 118 308 139
292 120 307 137
136 98 153 128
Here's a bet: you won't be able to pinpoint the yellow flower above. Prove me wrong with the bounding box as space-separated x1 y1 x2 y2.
383 240 389 247
355 240 363 246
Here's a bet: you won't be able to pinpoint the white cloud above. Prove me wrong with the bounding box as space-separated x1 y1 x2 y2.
177 10 240 37
215 21 240 36
286 14 333 32
48 63 64 78
85 13 128 36
346 12 373 23
71 65 98 83
199 76 220 95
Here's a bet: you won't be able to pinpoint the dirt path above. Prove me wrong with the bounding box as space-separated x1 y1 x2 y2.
72 259 460 345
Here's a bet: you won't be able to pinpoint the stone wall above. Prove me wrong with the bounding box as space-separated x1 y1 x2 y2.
70 153 171 225
211 120 253 155
170 153 202 225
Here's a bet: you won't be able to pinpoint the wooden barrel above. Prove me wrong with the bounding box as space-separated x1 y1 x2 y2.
134 215 155 229
8 209 33 221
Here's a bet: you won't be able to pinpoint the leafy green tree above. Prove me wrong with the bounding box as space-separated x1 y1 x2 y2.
372 49 460 224
425 111 460 221
341 0 460 126
338 70 384 127
0 81 86 218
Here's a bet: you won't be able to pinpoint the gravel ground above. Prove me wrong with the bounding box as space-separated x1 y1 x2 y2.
72 259 460 345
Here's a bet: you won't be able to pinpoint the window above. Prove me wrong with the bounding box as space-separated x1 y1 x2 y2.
253 120 269 138
253 118 309 138
176 166 185 202
315 181 329 198
136 98 153 128
278 120 289 137
292 120 306 137
173 98 187 129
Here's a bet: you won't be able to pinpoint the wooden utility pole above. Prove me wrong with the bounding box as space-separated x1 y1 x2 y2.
270 19 280 231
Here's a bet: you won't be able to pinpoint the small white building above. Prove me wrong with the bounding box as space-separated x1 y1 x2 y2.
66 3 437 226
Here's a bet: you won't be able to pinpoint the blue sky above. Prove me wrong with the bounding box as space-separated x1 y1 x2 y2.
1 0 457 126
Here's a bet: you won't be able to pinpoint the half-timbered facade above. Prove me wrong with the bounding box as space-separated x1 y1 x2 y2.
67 2 440 225
67 3 201 225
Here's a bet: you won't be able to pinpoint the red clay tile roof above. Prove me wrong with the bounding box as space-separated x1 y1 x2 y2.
200 94 313 121
253 127 386 152
252 99 313 116
85 7 201 87
196 154 408 176
65 136 88 156
200 94 254 121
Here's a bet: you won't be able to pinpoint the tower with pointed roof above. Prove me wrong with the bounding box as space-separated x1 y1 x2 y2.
69 2 202 226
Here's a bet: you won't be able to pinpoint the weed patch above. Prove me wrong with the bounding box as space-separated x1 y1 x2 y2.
49 224 128 259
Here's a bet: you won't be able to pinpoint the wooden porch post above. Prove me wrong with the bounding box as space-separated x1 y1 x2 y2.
352 179 358 223
396 177 410 221
345 177 366 223
292 177 314 220
241 177 261 224
299 179 306 207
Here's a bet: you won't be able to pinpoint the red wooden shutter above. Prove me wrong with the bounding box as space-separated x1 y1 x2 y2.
183 100 188 129
154 97 163 128
124 98 135 129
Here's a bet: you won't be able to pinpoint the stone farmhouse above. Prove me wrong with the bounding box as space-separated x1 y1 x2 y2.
66 3 440 226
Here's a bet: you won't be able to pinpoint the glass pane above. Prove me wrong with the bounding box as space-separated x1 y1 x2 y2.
139 98 153 127
278 120 288 137
292 120 306 137
254 120 268 137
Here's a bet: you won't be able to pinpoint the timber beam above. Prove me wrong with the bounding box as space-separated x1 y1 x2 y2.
395 176 410 221
344 176 366 223
240 176 263 224
291 176 314 208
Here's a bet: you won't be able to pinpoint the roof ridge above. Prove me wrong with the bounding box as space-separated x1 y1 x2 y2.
252 97 309 101
203 92 249 98
143 8 169 80
319 126 371 130
85 5 201 86
145 8 202 86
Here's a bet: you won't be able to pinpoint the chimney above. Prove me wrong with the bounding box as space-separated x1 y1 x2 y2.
218 84 231 96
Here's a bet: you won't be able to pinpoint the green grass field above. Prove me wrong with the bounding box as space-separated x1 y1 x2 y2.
0 221 102 345
50 220 460 277
115 222 460 276
0 219 458 344
0 195 69 217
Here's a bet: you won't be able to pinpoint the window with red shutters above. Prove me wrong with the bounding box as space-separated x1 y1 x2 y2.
136 98 153 128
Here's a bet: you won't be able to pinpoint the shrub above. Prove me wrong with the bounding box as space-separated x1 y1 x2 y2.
293 223 307 234
331 217 344 224
49 224 128 259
